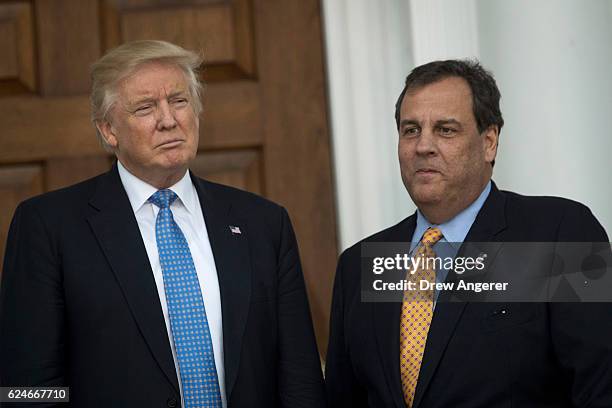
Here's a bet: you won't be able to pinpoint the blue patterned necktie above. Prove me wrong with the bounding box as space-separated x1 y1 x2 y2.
149 189 222 408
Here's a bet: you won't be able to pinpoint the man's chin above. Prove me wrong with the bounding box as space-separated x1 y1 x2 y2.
158 149 195 168
407 186 443 207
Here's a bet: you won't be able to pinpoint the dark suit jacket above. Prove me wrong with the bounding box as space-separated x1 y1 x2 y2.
325 182 612 408
0 165 325 407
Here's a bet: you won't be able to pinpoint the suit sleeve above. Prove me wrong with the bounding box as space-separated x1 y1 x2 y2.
0 202 66 406
275 207 326 408
325 251 368 408
550 203 612 408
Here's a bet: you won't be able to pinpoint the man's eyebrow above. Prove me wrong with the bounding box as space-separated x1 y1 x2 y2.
399 119 420 128
434 118 462 126
128 90 188 107
128 96 155 107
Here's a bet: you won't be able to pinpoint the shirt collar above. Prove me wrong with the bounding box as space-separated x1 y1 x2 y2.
117 160 197 214
412 180 492 248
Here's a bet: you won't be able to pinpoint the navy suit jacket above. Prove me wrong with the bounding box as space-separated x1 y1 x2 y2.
325 182 612 407
0 164 325 407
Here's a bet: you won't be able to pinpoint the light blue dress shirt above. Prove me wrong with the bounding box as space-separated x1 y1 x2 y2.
410 181 492 300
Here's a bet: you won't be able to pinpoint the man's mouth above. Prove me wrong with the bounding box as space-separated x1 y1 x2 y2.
157 139 184 148
415 168 440 174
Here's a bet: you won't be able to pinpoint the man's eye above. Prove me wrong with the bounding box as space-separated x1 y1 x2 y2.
402 127 420 137
172 98 188 107
134 105 153 115
438 127 456 136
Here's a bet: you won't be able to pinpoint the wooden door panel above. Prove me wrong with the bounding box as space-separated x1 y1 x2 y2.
35 0 101 96
0 20 18 78
101 0 255 81
190 149 262 194
1 96 97 162
0 2 36 95
121 5 235 61
200 82 262 149
46 156 114 191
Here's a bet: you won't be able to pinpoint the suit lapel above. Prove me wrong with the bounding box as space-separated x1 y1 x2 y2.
192 176 252 401
86 165 179 393
372 216 417 408
412 182 507 408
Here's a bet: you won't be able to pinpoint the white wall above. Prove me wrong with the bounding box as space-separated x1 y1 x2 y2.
323 0 612 251
408 0 479 64
477 0 612 236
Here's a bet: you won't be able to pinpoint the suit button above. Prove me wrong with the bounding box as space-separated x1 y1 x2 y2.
167 397 177 407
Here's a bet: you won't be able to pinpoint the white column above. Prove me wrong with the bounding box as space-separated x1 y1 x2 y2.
322 0 413 251
408 0 480 65
477 0 612 234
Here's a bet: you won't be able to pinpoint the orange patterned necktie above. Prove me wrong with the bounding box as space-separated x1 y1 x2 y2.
400 227 443 407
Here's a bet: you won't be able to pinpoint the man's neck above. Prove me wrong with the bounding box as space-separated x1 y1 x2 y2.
119 161 188 190
419 179 491 224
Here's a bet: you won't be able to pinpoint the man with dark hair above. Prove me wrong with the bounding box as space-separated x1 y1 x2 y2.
325 59 612 407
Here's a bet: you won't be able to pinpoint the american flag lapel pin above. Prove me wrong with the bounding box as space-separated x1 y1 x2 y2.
229 225 242 235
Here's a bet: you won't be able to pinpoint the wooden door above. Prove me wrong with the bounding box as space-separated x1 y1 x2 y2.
0 0 336 356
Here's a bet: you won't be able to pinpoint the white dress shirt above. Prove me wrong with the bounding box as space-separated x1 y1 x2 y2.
117 161 226 407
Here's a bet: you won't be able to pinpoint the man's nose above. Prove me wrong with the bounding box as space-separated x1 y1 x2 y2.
156 101 177 130
415 128 437 156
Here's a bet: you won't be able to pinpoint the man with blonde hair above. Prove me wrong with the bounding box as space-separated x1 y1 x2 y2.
0 40 325 408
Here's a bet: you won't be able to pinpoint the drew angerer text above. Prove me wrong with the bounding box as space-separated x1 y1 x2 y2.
372 279 508 293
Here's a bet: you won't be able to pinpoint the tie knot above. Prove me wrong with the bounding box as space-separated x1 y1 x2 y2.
421 227 443 247
148 189 178 209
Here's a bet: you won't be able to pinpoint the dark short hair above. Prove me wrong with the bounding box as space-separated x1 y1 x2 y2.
394 59 504 135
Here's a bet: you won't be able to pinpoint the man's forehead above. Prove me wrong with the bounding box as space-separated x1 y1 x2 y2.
119 62 188 98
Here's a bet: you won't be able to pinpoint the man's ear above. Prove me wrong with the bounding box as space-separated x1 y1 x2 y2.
96 120 119 149
483 125 499 164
